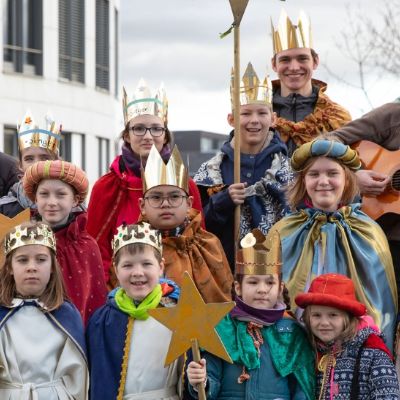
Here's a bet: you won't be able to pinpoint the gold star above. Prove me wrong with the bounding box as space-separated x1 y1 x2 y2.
0 209 31 264
149 272 235 366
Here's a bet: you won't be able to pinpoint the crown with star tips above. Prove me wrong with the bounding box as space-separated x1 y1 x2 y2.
4 222 56 256
230 62 272 109
271 9 313 55
112 222 162 256
17 111 62 155
122 78 168 126
236 229 281 275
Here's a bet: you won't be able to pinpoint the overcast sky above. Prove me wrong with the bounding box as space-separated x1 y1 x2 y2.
119 0 398 134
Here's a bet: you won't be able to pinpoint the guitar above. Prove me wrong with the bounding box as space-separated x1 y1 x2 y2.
352 140 400 220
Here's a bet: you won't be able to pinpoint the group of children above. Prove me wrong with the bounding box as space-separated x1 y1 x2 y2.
0 65 398 399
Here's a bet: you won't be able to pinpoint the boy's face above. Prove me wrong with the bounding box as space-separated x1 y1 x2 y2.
139 185 193 230
115 245 164 301
228 104 276 150
20 147 53 171
36 179 79 227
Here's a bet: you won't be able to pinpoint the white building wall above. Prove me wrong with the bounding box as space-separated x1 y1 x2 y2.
0 0 121 185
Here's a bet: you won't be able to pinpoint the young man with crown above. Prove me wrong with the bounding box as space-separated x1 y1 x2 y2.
86 222 182 400
194 63 292 271
0 111 61 217
87 79 203 286
133 144 233 303
271 10 351 157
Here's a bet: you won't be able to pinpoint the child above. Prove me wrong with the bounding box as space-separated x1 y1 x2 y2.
0 111 60 217
86 222 181 400
86 79 203 286
23 159 107 323
136 144 233 303
296 273 400 399
186 229 315 400
271 138 397 349
0 221 88 399
194 63 292 270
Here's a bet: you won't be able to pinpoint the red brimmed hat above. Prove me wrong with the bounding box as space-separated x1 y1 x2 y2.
295 274 367 317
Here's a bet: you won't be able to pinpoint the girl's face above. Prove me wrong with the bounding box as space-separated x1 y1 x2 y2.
309 305 347 343
11 245 52 297
304 157 346 212
115 245 164 302
234 274 283 310
125 114 166 159
20 147 53 171
36 179 79 227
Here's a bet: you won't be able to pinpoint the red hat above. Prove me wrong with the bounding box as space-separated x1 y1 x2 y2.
295 274 366 317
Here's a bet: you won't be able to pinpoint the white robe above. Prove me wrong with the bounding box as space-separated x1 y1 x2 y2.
0 300 89 400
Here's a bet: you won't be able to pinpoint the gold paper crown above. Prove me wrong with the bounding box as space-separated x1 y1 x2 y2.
4 222 56 256
142 145 189 194
271 10 312 54
17 111 62 155
231 62 272 109
112 222 162 256
122 79 168 126
236 229 282 275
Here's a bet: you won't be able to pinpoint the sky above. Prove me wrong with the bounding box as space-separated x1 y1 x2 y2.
119 0 398 134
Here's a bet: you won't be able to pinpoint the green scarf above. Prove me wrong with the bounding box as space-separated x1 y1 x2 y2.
114 284 162 320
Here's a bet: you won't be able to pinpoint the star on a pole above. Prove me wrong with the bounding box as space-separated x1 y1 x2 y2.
149 272 235 366
229 0 249 25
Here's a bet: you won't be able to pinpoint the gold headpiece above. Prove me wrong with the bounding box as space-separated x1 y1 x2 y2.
122 79 168 126
231 62 272 109
17 111 62 156
271 10 312 55
4 222 56 256
112 222 162 256
236 229 281 275
142 145 189 194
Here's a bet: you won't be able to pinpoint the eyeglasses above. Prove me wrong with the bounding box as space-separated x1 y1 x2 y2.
144 194 188 208
129 125 166 137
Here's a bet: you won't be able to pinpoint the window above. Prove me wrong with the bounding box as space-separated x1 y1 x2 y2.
59 131 72 162
200 137 213 152
3 127 18 158
96 0 109 90
3 0 43 75
98 137 110 176
59 0 85 83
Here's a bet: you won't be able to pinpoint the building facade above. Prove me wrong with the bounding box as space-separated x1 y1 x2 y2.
0 0 120 182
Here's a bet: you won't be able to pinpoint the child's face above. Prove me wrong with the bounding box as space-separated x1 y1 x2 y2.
304 157 346 212
115 245 164 301
309 305 347 344
140 185 193 230
228 104 276 150
20 147 53 171
11 245 52 297
36 179 79 227
234 274 282 310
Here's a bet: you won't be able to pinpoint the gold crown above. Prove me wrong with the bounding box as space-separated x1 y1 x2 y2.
142 145 189 194
112 222 162 256
231 62 272 109
236 229 281 275
122 79 168 126
271 10 312 54
4 222 56 256
17 111 62 155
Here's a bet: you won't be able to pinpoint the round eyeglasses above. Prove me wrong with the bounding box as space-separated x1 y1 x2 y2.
129 125 166 137
144 194 188 208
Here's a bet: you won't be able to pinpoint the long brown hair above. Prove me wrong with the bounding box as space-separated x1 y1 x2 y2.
0 222 66 311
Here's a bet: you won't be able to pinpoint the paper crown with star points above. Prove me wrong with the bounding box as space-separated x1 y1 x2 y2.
271 9 313 55
236 229 282 275
230 62 272 109
142 145 189 194
122 78 168 126
4 222 56 256
112 222 163 256
17 111 62 156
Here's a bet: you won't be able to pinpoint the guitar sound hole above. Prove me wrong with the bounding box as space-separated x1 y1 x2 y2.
392 170 400 191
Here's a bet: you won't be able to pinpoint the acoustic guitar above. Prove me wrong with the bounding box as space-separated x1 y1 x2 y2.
352 140 400 220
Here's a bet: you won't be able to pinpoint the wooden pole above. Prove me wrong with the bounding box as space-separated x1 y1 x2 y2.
191 338 206 400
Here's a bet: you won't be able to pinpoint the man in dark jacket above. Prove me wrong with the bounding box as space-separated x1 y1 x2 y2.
0 152 19 197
